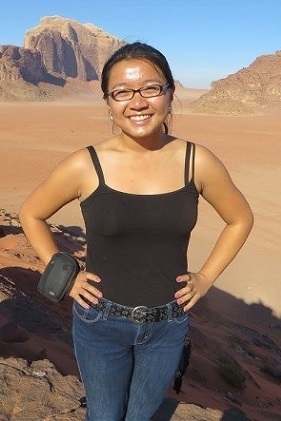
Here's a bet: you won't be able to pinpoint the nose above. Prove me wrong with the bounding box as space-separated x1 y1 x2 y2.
129 91 148 109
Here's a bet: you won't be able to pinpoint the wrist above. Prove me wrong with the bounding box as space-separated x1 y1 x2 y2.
197 271 216 286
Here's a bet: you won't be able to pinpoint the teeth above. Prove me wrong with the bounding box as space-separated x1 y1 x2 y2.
130 115 150 121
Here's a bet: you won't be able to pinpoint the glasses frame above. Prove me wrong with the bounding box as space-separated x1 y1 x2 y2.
104 83 170 102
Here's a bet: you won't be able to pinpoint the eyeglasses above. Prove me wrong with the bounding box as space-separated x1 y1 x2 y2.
104 83 170 102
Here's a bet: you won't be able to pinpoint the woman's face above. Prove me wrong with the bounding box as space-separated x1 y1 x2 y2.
106 59 173 140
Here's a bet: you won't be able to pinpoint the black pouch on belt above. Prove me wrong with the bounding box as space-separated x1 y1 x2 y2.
37 252 80 302
173 334 192 394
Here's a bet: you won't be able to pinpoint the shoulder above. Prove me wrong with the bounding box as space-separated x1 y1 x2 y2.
193 143 228 172
173 139 224 169
44 147 95 191
189 143 232 194
55 147 94 172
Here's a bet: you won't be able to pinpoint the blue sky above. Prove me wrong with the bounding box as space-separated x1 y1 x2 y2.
1 0 281 88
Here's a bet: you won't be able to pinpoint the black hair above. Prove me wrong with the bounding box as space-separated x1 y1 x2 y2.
101 42 175 94
101 42 174 134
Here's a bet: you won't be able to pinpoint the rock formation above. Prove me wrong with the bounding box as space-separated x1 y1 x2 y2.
1 209 280 420
191 51 281 114
0 44 65 89
1 15 281 111
0 16 125 101
23 16 125 81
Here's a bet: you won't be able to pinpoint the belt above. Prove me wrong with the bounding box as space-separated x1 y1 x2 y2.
90 299 185 324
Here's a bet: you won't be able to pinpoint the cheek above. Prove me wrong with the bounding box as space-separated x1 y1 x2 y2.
108 102 125 117
161 99 172 114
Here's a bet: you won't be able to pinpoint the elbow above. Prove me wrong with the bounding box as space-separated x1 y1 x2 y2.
19 203 26 227
19 202 28 225
249 208 254 229
243 205 254 238
247 203 254 228
19 201 34 231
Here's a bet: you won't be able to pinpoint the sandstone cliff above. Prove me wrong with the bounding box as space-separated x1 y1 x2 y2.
0 16 125 101
23 16 125 81
1 16 281 115
0 45 44 82
191 51 281 115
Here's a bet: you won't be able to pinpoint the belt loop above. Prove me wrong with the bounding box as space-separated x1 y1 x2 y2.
102 299 112 320
167 302 173 321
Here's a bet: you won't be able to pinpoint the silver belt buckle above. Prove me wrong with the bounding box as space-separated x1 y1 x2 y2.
130 306 149 323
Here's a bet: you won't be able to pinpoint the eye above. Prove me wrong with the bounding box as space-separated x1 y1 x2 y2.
112 89 132 100
141 85 161 97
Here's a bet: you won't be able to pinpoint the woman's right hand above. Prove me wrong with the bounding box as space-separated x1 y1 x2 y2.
69 271 103 309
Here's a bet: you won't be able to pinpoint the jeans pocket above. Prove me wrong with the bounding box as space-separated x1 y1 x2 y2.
173 312 190 325
73 300 102 324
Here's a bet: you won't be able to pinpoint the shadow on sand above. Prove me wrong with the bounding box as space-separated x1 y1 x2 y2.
0 223 280 420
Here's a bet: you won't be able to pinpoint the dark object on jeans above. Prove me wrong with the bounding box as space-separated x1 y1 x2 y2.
88 299 185 324
173 335 192 394
37 252 80 302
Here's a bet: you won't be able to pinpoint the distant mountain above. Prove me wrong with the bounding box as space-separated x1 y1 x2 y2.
1 16 281 114
191 51 281 115
24 16 124 81
0 16 125 101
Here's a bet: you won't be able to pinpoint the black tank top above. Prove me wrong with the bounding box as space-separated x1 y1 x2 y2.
80 142 199 307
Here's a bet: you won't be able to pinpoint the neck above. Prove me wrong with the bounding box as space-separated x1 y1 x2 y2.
118 132 170 153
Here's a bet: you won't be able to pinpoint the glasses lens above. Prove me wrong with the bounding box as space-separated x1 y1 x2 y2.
112 89 133 101
141 85 162 98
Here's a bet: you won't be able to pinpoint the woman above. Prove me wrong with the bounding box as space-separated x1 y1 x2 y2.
19 42 254 421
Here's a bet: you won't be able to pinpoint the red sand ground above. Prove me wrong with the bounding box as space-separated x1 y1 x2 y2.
0 101 280 420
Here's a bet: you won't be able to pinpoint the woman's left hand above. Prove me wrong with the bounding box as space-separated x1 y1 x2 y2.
174 272 213 311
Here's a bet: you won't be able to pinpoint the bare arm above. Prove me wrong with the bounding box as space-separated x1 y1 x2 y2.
175 144 254 310
20 150 84 263
19 148 102 308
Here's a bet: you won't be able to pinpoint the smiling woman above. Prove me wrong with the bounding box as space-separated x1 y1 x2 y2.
102 58 173 141
19 41 253 421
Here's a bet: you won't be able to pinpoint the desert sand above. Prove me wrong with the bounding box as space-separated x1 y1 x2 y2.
0 99 280 420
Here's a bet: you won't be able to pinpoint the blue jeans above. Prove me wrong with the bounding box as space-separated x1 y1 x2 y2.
72 299 189 421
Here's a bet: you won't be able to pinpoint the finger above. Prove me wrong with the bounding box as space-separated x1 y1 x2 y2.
74 295 91 309
84 271 101 283
82 283 103 301
187 281 193 292
70 273 102 302
175 289 195 305
176 273 191 283
75 275 102 297
183 294 199 312
174 282 193 299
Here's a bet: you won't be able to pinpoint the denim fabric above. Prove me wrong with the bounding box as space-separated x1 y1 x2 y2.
72 299 189 421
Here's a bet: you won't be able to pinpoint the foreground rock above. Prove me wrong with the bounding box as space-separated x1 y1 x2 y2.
0 358 85 421
1 209 281 420
0 357 248 421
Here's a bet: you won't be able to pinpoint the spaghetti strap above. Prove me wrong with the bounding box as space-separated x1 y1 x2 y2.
184 142 196 184
86 145 105 184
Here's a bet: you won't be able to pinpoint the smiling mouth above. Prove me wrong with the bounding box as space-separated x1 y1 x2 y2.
129 114 151 121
